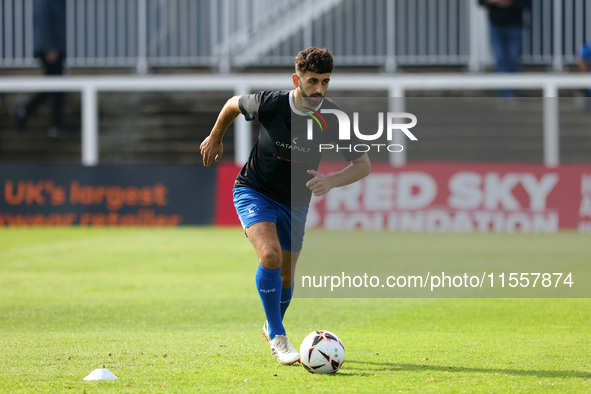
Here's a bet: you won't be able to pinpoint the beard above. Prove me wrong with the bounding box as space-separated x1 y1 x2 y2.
298 86 324 108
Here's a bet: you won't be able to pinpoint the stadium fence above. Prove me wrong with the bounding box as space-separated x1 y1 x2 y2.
1 0 591 72
1 72 591 167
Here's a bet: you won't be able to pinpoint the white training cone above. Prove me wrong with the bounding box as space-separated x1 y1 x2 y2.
83 368 118 381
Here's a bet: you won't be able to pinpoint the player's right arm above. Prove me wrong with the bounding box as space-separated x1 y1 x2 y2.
200 95 242 167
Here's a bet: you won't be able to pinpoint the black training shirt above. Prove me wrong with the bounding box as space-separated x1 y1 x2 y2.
235 90 363 206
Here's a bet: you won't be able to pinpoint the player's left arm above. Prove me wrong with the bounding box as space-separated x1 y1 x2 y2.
306 153 371 197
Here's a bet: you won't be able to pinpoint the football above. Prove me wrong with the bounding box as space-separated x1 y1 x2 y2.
299 330 346 374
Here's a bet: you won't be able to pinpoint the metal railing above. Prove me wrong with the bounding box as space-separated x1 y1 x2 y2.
2 0 591 72
1 72 590 167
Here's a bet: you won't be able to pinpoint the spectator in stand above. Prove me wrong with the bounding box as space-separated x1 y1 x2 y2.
576 42 591 98
479 0 531 97
12 0 68 137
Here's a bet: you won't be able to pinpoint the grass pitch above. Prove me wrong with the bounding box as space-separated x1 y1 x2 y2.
0 227 590 393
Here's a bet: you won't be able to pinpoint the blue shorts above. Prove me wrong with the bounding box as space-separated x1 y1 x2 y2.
233 187 309 252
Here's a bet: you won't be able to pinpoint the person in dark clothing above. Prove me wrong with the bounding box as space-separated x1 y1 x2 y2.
13 0 68 137
478 0 531 97
576 42 591 98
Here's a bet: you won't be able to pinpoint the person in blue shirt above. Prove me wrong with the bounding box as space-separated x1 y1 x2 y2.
576 42 591 97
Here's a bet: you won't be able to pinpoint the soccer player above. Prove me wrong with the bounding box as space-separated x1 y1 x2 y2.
200 47 370 364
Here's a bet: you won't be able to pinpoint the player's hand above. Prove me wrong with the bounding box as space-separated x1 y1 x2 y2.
306 170 333 196
200 136 223 167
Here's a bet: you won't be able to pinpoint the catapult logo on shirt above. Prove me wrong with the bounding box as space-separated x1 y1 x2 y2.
275 138 312 153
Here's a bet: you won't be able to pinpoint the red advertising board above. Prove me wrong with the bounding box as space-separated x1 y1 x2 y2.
215 162 591 233
214 163 242 226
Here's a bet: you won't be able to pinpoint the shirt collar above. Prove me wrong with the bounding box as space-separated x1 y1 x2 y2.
289 90 324 116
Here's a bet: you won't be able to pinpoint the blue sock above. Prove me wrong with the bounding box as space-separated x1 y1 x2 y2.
255 264 284 340
280 283 294 320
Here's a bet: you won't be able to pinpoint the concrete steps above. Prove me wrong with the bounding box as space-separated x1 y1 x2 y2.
0 90 230 164
1 86 589 165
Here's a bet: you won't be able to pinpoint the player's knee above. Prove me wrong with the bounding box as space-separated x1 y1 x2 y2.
259 247 282 268
280 275 292 289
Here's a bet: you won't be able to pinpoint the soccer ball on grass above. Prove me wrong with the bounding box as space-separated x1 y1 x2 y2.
299 330 345 374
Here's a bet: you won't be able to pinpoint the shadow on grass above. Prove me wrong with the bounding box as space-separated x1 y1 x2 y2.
334 359 591 379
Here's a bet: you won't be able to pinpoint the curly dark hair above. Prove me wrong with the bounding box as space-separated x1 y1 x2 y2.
295 47 334 74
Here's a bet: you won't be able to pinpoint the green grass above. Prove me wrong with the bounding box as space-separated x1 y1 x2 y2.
0 228 590 392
